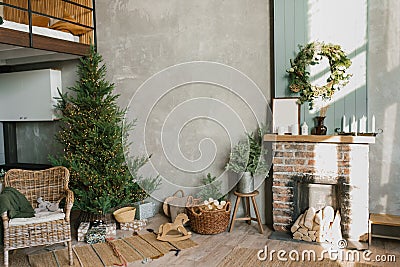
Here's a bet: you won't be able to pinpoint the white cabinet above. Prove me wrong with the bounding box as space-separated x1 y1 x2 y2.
0 69 62 121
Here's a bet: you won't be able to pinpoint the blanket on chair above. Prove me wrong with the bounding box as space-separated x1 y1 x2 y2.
0 187 35 244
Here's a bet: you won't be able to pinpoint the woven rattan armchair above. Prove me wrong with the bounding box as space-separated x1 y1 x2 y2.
1 166 74 267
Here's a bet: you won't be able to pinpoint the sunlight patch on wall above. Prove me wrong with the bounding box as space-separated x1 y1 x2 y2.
304 0 367 129
307 50 367 115
380 103 397 186
386 1 400 72
331 50 367 102
307 0 367 96
308 0 367 49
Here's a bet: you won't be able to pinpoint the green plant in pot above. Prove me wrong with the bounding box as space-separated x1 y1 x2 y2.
225 128 268 193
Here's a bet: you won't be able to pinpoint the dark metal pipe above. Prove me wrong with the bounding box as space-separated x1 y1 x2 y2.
92 0 97 49
28 0 33 47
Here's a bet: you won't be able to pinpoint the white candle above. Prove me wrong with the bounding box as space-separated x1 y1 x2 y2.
371 115 376 133
342 115 349 132
351 115 357 133
359 115 367 133
342 115 346 132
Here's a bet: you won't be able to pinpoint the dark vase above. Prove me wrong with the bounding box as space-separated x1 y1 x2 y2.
312 116 327 135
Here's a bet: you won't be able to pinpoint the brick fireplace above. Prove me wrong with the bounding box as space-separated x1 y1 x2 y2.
264 135 375 242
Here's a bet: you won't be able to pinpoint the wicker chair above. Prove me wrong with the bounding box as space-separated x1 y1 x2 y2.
1 166 74 267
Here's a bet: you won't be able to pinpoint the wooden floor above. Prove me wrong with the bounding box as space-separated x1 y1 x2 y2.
2 213 400 266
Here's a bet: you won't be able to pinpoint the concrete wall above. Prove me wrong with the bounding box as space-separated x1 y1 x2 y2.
368 0 400 215
96 0 272 222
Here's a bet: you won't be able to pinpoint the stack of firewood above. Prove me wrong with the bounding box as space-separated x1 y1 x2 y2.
291 206 342 244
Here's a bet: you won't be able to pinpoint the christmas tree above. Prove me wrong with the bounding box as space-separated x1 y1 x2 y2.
51 46 148 215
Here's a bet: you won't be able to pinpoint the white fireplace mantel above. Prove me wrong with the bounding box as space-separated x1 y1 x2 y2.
265 134 374 242
264 134 375 144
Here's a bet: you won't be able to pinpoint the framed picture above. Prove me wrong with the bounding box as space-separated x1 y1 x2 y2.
272 97 300 134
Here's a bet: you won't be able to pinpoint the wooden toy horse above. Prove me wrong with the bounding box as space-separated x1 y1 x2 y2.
157 213 192 242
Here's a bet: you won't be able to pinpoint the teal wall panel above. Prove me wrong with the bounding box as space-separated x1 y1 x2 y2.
274 0 368 134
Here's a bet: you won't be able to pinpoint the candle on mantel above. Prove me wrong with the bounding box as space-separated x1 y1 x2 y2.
371 115 376 133
342 115 349 132
359 115 367 133
351 115 358 133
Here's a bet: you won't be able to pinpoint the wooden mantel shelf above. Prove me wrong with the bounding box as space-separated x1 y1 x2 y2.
264 134 375 144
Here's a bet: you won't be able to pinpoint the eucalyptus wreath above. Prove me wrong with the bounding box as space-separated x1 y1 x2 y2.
287 42 352 109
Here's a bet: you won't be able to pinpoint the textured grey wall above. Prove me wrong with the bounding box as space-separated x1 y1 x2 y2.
96 0 272 222
368 0 400 215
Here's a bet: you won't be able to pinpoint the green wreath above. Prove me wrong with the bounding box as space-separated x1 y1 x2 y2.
287 42 352 109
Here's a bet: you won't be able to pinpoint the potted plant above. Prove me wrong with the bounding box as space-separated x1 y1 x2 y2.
225 128 268 193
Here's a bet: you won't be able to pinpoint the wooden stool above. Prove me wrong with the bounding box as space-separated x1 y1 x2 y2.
229 190 264 234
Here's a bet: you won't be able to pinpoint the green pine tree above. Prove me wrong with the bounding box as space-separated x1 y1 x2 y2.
51 46 148 215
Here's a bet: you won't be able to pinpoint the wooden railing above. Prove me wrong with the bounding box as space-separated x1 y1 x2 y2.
2 0 94 45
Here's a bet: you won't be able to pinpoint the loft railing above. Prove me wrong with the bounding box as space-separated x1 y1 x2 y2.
0 0 96 47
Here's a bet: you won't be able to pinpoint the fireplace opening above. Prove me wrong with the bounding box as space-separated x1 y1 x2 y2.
289 177 345 244
294 181 340 220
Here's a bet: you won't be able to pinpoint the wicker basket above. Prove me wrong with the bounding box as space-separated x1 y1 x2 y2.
163 190 188 220
186 202 231 234
113 207 136 223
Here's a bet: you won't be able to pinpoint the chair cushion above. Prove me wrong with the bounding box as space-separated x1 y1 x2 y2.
9 209 65 226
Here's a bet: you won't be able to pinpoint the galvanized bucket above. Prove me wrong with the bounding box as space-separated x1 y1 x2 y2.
237 172 254 193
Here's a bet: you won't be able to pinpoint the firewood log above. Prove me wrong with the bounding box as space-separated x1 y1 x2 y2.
299 210 306 228
293 231 303 238
314 210 322 225
298 227 308 235
312 224 320 231
291 213 304 233
304 207 316 229
310 234 316 242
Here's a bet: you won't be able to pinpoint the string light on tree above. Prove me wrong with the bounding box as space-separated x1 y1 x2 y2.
50 45 149 215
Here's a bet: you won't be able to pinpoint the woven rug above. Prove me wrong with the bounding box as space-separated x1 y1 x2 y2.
217 247 374 267
28 233 197 267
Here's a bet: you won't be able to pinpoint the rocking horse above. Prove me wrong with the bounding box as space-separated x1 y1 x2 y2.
157 213 192 242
